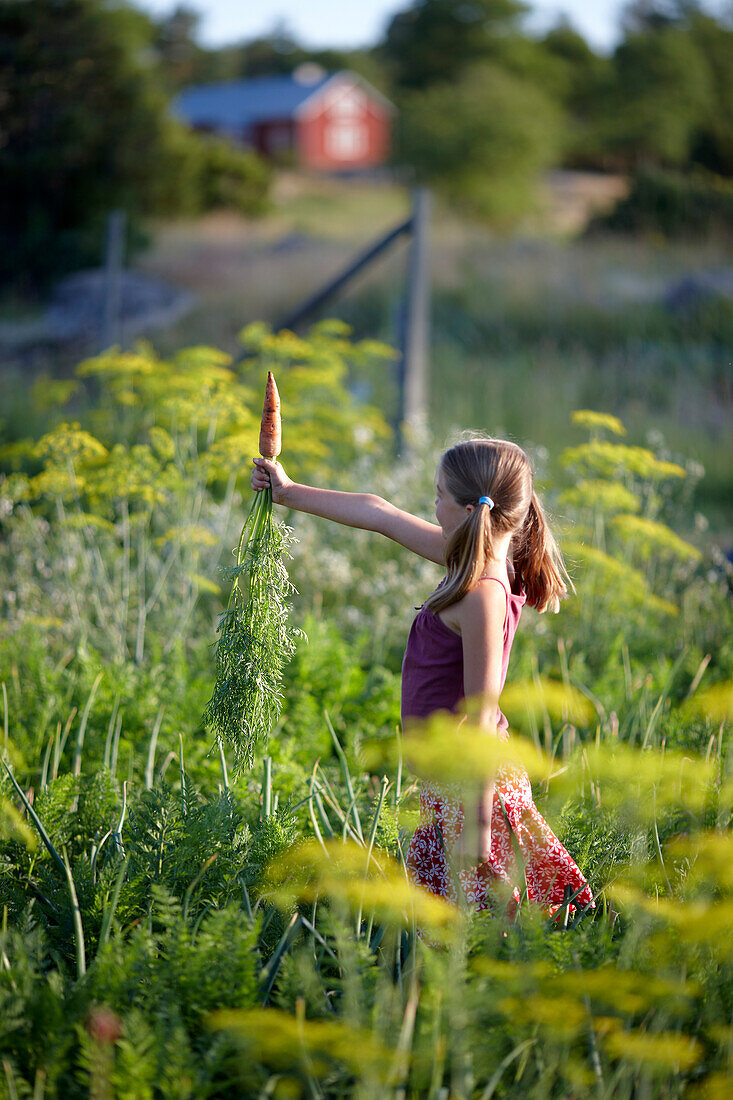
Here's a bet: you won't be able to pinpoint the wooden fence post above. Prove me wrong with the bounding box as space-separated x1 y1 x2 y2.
400 187 431 436
101 209 126 353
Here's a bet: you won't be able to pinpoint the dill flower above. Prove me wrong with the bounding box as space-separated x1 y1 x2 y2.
571 409 627 436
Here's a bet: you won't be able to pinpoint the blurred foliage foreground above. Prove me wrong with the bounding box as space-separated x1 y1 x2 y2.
0 325 731 1098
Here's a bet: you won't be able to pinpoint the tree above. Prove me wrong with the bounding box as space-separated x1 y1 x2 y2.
381 0 528 89
584 0 733 174
153 4 206 92
541 20 611 106
687 11 733 173
0 0 186 294
620 0 704 34
600 25 713 168
398 63 563 223
536 20 614 167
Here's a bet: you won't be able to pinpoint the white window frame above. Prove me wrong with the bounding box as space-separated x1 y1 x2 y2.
324 121 368 161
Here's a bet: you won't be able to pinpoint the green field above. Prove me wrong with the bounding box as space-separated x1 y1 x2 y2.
0 180 731 1098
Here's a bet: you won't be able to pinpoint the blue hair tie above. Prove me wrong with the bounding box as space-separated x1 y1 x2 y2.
478 495 495 510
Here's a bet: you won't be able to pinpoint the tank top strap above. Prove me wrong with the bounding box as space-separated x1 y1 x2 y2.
477 574 511 599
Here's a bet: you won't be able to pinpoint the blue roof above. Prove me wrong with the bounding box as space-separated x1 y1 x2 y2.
171 73 333 130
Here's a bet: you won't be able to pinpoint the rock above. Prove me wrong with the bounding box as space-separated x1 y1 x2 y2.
268 232 312 254
0 269 196 364
664 268 733 312
43 268 196 346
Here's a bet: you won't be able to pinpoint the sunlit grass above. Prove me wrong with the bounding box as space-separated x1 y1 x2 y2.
0 333 731 1096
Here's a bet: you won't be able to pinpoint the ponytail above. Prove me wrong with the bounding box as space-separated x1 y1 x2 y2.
424 438 572 615
512 491 572 613
425 505 495 613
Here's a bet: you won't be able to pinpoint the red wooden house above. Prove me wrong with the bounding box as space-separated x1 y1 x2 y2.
173 66 394 171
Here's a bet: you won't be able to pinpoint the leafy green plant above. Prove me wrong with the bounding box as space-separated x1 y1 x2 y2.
588 165 733 241
202 372 304 772
1 319 733 1097
203 484 302 772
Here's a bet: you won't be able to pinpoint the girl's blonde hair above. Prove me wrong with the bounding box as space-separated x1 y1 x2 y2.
425 437 570 614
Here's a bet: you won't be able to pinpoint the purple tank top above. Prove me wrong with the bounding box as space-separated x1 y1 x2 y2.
401 576 526 731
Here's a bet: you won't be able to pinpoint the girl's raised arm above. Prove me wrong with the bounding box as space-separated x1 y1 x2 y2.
252 457 445 565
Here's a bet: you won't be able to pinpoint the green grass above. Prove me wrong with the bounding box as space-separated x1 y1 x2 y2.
0 325 731 1096
269 171 411 240
331 233 732 544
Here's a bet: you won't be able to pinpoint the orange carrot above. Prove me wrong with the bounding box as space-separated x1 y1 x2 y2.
259 371 282 459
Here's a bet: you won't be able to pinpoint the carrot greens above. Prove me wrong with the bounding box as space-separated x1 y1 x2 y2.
203 484 300 772
203 372 300 773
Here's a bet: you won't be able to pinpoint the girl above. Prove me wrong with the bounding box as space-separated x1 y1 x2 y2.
251 437 593 919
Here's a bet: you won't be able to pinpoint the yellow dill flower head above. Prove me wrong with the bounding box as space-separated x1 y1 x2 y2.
201 430 259 483
260 329 316 361
499 677 595 729
172 345 233 371
148 427 175 462
571 409 626 436
82 443 172 509
186 572 221 596
310 317 353 338
562 539 680 617
681 681 733 725
498 994 586 1037
687 1071 733 1099
155 525 218 549
33 423 108 464
60 512 116 533
237 320 271 351
31 376 78 411
611 514 702 562
602 1029 703 1072
365 712 555 785
76 349 156 379
351 337 398 361
561 439 686 481
114 389 140 407
664 832 733 893
264 838 458 938
28 466 85 500
554 966 698 1017
0 440 35 466
556 743 715 816
559 479 641 515
208 1007 388 1075
470 958 526 982
611 887 733 952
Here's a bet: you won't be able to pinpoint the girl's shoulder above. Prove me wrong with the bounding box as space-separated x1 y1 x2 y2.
453 572 506 624
477 573 511 596
435 573 508 636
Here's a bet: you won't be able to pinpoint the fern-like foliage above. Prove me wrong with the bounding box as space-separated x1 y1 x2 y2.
203 487 304 773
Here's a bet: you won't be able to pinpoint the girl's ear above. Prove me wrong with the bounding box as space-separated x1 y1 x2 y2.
465 503 475 515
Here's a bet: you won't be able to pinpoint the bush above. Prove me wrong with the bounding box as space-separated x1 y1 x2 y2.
194 134 271 217
0 0 179 294
588 165 733 241
397 62 564 224
148 124 271 220
0 0 271 297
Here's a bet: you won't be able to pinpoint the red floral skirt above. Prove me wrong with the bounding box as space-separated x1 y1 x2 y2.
406 761 594 920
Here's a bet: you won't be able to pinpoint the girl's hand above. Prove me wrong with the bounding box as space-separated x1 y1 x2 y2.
251 457 293 505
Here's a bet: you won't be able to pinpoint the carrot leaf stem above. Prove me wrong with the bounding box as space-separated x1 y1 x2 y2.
203 481 300 773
